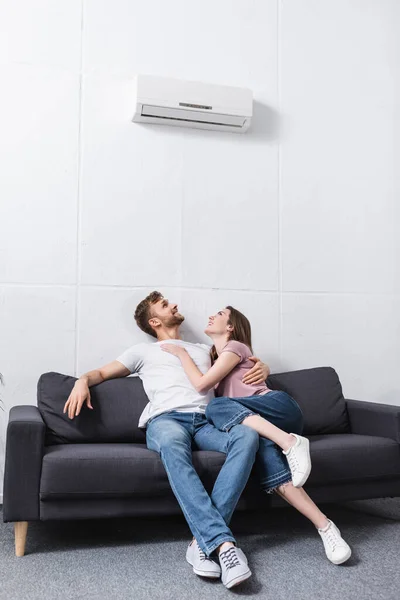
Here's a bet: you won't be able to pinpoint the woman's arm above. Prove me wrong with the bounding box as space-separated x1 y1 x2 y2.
242 357 270 384
161 344 240 393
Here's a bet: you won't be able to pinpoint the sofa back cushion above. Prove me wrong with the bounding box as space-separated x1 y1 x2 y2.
38 372 148 444
38 366 350 444
266 366 349 435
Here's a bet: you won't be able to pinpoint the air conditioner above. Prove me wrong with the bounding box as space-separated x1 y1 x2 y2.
132 74 253 133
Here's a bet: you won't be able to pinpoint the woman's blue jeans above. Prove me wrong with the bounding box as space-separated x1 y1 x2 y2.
205 391 304 493
146 411 259 556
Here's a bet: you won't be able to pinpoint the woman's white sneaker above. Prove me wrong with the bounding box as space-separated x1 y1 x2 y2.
282 433 312 488
318 519 352 565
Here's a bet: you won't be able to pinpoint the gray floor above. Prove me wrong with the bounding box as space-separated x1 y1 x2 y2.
1 498 399 600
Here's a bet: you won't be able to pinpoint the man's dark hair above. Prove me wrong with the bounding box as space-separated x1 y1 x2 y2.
134 291 163 338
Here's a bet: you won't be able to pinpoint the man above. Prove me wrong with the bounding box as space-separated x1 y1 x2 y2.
63 291 269 589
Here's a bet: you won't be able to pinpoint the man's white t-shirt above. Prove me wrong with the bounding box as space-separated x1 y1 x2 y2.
116 340 214 428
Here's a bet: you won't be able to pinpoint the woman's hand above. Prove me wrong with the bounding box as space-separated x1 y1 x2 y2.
160 343 187 358
242 356 270 385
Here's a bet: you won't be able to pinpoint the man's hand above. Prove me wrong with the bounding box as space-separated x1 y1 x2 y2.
242 356 270 385
63 379 94 420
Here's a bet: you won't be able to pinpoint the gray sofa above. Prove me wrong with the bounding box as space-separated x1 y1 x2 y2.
3 366 400 557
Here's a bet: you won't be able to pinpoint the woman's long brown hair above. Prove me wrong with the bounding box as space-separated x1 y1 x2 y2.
210 305 253 364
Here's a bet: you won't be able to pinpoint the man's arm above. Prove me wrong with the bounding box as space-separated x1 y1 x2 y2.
63 360 130 420
77 361 130 386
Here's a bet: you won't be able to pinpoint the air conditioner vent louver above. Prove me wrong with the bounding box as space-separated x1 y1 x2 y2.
140 105 246 128
178 102 212 110
132 75 252 133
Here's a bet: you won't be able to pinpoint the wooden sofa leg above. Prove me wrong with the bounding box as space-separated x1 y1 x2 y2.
14 522 28 557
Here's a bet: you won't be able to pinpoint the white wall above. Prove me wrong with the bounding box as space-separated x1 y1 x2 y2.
0 0 399 500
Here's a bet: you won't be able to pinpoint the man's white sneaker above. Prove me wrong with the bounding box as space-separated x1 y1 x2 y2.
282 433 311 488
186 540 221 578
219 546 251 589
318 519 352 565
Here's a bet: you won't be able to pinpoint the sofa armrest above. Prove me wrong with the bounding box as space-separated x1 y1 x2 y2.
3 405 46 523
346 399 400 443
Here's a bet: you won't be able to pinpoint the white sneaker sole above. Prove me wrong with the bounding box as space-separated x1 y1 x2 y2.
224 568 252 589
329 547 352 565
186 556 221 579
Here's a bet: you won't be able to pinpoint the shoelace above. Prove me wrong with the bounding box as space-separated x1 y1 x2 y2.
286 445 300 472
322 525 340 550
219 547 241 570
197 544 215 563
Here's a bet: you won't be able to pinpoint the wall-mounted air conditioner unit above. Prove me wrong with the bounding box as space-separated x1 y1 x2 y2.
132 75 252 133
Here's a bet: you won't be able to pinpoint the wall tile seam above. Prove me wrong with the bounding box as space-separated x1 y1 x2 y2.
277 0 283 364
73 0 85 377
0 283 397 297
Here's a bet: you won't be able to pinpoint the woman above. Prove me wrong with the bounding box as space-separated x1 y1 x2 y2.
161 305 351 565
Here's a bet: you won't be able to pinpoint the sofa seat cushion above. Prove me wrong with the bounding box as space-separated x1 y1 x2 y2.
40 443 226 500
307 434 400 485
40 434 400 501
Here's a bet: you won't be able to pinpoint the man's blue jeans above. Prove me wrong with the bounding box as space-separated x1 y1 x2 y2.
146 411 259 556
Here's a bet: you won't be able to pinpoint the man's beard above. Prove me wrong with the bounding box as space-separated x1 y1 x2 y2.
165 313 185 327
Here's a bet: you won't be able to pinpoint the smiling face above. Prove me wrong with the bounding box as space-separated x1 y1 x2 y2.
134 291 185 338
148 297 185 333
204 308 233 337
204 305 254 353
